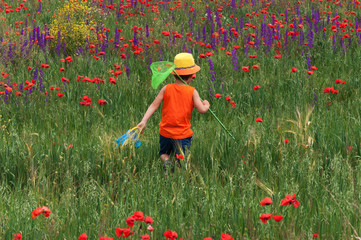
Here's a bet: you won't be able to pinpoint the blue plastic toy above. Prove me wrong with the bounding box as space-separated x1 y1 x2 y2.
116 127 142 148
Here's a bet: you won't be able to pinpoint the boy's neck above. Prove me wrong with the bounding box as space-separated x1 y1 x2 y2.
175 79 191 85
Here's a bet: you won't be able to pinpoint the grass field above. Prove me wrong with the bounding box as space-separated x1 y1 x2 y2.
1 0 361 239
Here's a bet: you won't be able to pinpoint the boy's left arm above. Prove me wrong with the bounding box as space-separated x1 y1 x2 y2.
137 86 166 132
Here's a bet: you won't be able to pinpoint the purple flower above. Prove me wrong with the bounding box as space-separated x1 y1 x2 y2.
231 48 239 71
208 58 216 87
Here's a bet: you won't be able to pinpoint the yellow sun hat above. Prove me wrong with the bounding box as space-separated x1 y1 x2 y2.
171 53 201 75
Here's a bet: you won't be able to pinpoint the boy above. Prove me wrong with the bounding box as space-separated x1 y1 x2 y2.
137 53 210 170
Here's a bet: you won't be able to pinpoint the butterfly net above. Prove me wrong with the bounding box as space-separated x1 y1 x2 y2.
116 127 142 149
150 61 175 89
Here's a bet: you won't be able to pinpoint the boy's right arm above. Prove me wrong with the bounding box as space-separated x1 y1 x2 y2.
193 90 210 114
137 86 166 132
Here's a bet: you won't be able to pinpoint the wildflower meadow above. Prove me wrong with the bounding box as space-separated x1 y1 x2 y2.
1 0 361 239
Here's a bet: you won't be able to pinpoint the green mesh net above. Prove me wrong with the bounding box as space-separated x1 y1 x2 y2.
150 61 175 89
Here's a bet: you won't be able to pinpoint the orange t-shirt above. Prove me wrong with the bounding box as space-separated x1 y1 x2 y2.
159 83 195 139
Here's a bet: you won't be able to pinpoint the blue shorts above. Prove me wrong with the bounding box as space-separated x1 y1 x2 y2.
159 134 192 156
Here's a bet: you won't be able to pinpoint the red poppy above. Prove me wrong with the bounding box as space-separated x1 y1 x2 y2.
205 52 213 57
274 54 281 59
248 41 255 45
260 197 272 206
252 65 259 69
132 211 145 221
60 68 65 72
57 92 64 97
226 96 231 101
141 234 150 240
214 93 222 98
234 45 240 49
204 238 213 240
126 216 135 227
331 88 339 94
12 233 22 240
120 53 127 59
291 68 298 72
89 44 95 48
98 99 107 105
306 70 313 75
98 52 105 56
273 215 284 222
66 56 73 62
253 85 261 90
176 154 184 159
147 225 154 231
93 56 99 60
114 70 123 77
313 233 319 238
153 40 160 44
285 138 290 143
242 66 249 72
226 51 232 55
335 79 346 84
199 54 206 58
32 206 52 219
109 77 116 85
164 230 178 240
115 227 132 238
61 77 69 83
324 87 331 93
15 91 21 96
255 117 263 122
259 213 273 224
27 66 32 71
78 233 87 240
221 233 234 240
280 194 300 208
114 64 121 69
41 64 50 68
145 216 153 224
99 237 113 240
310 66 318 70
230 101 236 107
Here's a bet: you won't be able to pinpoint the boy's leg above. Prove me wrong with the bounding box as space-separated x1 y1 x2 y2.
159 135 174 173
160 154 170 162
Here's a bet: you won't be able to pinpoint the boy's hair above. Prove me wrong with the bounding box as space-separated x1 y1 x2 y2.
174 74 193 81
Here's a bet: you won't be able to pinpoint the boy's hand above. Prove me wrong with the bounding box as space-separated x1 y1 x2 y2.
137 121 146 133
202 100 210 109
